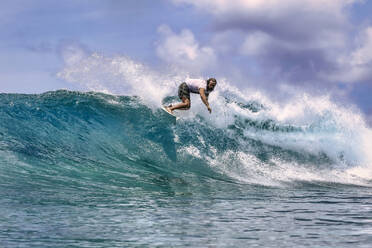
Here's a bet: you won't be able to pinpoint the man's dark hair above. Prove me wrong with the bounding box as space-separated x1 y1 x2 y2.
207 78 217 84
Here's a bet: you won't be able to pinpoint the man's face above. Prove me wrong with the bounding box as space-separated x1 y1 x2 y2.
208 81 216 91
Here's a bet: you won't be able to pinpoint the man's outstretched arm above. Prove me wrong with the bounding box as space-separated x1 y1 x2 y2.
199 88 211 113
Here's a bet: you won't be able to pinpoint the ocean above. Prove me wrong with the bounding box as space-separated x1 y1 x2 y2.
0 89 371 247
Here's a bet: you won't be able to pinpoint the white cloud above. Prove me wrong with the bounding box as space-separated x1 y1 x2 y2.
156 25 217 73
327 26 372 83
240 31 271 56
171 0 357 17
351 27 372 66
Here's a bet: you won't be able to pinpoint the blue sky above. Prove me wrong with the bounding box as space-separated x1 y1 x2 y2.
1 0 372 118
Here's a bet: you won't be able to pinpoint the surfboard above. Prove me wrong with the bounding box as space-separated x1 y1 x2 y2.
161 106 177 118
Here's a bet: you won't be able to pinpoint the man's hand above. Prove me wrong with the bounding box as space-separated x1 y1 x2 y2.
207 106 212 113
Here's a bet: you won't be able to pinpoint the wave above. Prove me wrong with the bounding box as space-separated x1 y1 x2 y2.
0 88 371 193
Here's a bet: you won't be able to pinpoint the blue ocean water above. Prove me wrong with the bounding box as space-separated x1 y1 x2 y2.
0 90 371 247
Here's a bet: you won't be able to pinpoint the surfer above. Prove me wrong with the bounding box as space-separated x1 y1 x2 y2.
165 78 217 114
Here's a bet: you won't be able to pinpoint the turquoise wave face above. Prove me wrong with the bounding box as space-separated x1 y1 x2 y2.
0 90 371 193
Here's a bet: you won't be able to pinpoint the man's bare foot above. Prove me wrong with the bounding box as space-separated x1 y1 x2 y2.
165 107 173 114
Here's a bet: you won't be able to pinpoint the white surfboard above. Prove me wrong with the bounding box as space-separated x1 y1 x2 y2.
161 106 177 118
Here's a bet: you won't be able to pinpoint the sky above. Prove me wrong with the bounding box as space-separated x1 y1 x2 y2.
0 0 372 121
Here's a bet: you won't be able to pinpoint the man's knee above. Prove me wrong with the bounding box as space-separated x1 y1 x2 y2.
185 99 191 109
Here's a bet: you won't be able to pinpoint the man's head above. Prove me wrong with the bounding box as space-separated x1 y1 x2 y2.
207 78 217 91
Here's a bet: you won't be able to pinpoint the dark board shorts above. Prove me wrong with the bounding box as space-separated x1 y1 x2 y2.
178 82 190 100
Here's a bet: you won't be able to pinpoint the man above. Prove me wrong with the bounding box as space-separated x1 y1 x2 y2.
165 78 217 114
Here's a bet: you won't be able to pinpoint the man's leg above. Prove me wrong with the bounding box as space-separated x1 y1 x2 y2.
167 97 190 113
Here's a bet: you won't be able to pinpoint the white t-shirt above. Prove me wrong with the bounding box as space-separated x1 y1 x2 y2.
185 78 210 94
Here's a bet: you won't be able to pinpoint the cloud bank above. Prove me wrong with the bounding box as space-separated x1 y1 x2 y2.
170 0 372 88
